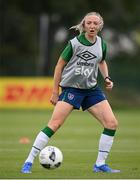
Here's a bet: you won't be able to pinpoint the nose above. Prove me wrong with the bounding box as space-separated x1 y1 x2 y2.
90 23 95 28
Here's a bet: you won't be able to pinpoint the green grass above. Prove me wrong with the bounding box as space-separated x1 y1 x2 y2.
0 109 140 179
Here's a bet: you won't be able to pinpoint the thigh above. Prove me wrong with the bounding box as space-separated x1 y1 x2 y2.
58 88 84 110
88 100 118 129
81 87 106 111
48 101 73 131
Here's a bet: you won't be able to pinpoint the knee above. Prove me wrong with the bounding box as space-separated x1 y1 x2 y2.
105 118 118 130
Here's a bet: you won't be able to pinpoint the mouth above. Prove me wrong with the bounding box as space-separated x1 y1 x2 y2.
89 30 95 33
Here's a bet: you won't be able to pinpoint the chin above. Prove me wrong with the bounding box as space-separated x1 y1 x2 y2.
89 33 95 37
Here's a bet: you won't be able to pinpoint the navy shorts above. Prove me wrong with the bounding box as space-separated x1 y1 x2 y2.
58 86 106 111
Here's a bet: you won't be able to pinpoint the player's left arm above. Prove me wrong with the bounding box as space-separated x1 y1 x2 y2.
99 60 113 91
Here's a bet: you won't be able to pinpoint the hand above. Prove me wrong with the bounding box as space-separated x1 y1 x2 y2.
50 92 59 105
105 78 113 91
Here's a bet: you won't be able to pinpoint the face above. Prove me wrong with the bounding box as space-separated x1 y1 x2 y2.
83 15 101 37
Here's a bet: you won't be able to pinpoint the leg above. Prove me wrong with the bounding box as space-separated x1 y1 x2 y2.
88 100 118 129
32 101 73 159
21 101 73 173
87 100 120 172
48 101 73 131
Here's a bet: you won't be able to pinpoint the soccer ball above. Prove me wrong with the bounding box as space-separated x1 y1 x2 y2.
39 146 63 169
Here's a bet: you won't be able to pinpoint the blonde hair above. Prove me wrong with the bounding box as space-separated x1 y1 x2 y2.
70 12 104 34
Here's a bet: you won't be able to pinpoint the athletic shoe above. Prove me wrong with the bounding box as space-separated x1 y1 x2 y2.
21 162 32 173
93 164 120 173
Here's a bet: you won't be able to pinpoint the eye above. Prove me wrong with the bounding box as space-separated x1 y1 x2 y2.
86 21 91 25
94 21 98 26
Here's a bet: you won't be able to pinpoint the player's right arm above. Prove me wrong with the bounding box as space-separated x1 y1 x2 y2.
50 42 72 105
50 41 72 105
50 57 67 105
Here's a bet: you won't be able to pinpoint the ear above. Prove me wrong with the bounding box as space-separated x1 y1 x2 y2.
82 20 85 28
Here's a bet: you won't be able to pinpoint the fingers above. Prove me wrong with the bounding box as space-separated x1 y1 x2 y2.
50 94 59 105
50 99 57 105
50 98 57 105
105 80 113 91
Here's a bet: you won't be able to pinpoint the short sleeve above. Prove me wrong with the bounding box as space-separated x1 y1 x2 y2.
101 39 107 60
60 41 73 62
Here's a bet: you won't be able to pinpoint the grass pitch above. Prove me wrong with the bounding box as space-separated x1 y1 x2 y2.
0 108 140 179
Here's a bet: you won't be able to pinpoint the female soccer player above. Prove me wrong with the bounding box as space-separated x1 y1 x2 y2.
21 12 120 173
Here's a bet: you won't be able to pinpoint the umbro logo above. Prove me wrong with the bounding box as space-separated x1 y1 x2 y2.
77 51 97 61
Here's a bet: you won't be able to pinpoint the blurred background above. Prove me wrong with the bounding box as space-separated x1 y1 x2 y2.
0 0 140 108
1 1 140 179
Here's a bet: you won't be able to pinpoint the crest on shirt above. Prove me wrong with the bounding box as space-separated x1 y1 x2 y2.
77 50 97 61
68 93 74 100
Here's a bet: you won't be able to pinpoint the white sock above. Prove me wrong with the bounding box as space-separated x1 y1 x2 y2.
96 134 114 166
25 131 49 163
